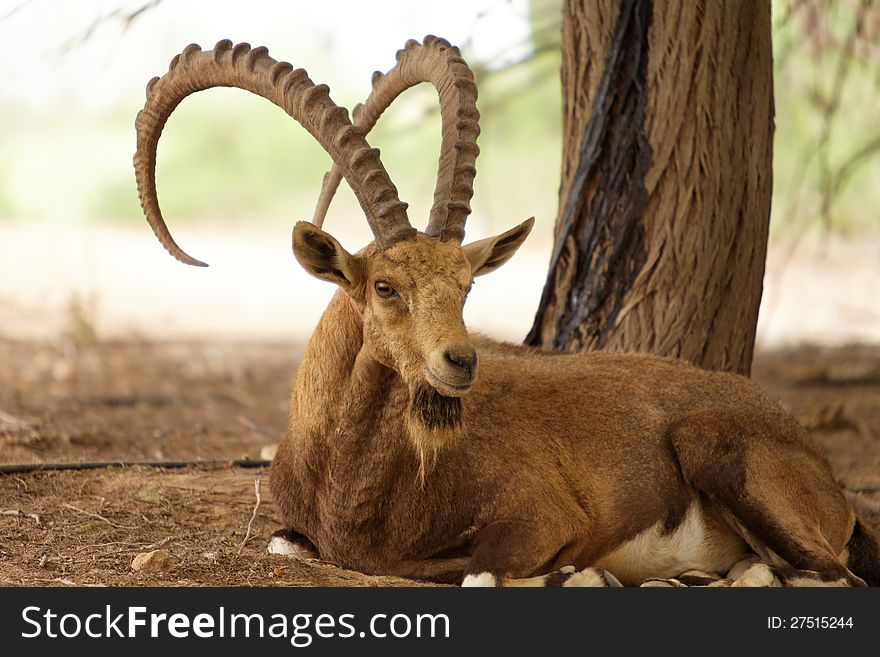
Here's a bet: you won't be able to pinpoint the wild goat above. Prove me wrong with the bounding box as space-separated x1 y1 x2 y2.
135 36 880 587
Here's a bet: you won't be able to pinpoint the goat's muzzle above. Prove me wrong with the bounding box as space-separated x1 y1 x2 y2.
425 342 478 397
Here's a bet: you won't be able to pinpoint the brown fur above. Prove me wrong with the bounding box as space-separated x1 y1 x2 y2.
270 224 878 586
846 519 880 586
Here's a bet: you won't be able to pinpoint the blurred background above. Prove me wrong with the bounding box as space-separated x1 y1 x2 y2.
1 0 878 346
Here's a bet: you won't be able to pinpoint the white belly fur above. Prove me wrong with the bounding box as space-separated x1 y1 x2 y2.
594 499 748 585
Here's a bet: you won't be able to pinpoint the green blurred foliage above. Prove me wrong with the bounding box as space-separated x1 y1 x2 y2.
2 0 878 239
91 90 330 222
0 182 13 219
771 0 880 236
86 46 563 235
0 140 18 219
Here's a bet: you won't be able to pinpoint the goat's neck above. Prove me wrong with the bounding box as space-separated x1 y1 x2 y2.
291 290 396 441
291 289 462 479
285 290 421 554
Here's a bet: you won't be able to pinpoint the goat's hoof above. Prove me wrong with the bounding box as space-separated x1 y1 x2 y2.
461 572 498 587
463 566 622 587
534 566 621 587
563 567 622 587
726 555 761 581
730 563 782 587
267 529 319 561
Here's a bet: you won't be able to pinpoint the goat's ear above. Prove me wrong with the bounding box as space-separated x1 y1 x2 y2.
292 221 362 290
462 217 534 277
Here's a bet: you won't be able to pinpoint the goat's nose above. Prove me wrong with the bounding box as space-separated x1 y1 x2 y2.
444 344 478 375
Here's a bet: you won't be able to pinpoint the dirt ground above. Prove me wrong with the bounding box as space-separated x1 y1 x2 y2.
1 338 879 586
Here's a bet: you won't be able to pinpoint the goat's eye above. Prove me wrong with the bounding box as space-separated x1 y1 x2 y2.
374 281 396 299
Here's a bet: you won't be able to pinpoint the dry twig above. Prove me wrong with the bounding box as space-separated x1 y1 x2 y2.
1 509 42 526
61 503 136 530
237 479 262 555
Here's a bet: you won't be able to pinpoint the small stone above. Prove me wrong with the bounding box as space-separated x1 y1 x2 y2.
640 579 678 587
131 549 171 572
260 444 278 461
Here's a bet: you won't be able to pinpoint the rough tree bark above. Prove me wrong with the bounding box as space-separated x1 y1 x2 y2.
527 0 774 375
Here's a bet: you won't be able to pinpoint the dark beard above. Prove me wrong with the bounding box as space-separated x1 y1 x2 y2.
410 383 462 431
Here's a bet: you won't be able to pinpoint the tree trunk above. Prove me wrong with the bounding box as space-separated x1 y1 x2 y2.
527 0 774 375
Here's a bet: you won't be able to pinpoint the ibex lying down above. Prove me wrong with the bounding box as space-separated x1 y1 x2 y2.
135 36 880 587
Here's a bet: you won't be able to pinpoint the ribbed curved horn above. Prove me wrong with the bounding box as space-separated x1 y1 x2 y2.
135 40 415 266
312 35 479 243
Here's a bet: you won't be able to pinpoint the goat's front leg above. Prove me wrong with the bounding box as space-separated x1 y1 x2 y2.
460 521 621 587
